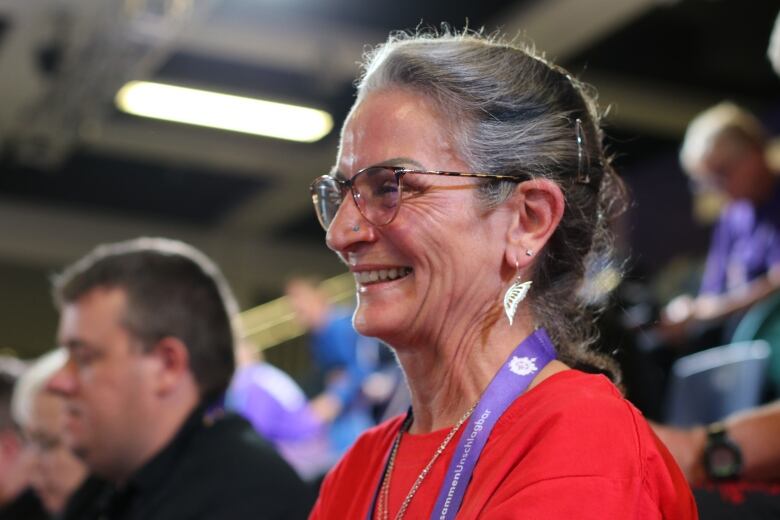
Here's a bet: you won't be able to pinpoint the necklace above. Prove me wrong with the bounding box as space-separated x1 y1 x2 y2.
367 329 557 520
377 403 477 520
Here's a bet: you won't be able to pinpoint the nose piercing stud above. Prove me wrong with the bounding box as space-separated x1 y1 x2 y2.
352 224 360 232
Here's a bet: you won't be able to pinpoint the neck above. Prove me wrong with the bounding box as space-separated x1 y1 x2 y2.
395 310 539 434
113 384 200 486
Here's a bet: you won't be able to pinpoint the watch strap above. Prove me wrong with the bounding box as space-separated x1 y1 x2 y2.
704 421 742 481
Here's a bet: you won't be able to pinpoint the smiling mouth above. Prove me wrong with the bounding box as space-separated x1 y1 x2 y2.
355 267 412 285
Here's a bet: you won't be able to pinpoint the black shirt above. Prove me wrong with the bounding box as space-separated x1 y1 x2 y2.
59 475 109 520
0 488 49 520
63 404 309 519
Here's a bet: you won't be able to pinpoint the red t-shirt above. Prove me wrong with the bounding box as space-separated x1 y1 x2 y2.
310 370 698 519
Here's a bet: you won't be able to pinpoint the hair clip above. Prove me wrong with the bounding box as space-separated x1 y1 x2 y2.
575 118 591 185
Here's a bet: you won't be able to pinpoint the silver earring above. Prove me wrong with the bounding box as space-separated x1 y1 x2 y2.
352 224 360 232
503 261 532 326
525 249 533 257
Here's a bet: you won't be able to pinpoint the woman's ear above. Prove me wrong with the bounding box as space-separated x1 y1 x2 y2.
504 178 565 269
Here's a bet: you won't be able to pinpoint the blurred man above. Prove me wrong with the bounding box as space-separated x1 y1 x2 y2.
285 278 376 455
0 356 47 520
11 348 89 516
47 238 307 519
651 17 780 519
661 102 780 340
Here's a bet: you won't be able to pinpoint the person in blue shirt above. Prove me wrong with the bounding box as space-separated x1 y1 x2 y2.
285 278 377 455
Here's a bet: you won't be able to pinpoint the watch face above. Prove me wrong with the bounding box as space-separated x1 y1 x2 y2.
706 442 742 480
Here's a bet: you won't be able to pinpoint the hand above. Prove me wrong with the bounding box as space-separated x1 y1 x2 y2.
655 295 695 345
656 294 728 346
661 294 696 324
691 294 728 322
651 422 707 485
309 393 343 423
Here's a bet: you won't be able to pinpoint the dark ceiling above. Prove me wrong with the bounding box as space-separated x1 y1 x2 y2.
0 150 269 225
568 0 780 104
0 0 778 299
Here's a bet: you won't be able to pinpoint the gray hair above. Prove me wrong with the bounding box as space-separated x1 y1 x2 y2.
356 29 626 379
11 348 67 429
679 101 766 179
52 237 238 401
0 356 27 430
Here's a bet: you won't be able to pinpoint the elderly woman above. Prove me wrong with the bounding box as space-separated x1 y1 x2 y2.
308 31 697 519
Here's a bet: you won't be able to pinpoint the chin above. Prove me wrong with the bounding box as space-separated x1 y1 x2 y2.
353 305 394 340
352 308 380 338
355 308 419 349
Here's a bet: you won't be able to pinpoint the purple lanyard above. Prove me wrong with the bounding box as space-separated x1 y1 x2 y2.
367 328 557 520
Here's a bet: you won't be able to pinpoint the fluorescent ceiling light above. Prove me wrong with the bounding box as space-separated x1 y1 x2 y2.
115 81 333 143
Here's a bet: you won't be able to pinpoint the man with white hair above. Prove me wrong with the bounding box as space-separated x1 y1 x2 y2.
12 349 90 516
651 15 780 518
0 356 47 520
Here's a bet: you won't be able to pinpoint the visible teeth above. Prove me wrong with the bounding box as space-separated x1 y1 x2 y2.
356 267 411 284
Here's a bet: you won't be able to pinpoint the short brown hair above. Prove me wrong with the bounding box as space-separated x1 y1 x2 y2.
52 238 238 401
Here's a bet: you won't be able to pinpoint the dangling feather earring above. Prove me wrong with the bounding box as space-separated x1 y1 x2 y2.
503 260 532 326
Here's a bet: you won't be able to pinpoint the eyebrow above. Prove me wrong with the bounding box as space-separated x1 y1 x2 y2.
379 157 426 170
331 157 427 181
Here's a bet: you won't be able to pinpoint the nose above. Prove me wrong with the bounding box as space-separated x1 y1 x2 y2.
46 358 78 397
325 191 374 255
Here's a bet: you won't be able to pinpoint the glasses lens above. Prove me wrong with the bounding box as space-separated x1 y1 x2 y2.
310 176 344 230
353 167 400 226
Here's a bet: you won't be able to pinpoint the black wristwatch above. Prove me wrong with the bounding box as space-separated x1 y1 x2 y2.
703 422 742 481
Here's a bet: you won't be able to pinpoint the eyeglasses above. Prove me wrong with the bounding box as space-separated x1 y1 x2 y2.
309 165 530 230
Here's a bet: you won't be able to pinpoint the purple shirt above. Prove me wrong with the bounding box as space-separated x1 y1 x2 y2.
700 183 780 295
228 363 322 442
227 363 334 480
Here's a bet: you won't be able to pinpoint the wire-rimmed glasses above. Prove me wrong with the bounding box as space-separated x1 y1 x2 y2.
309 165 530 231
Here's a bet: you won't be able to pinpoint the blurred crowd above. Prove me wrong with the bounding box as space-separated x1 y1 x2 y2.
0 241 405 520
